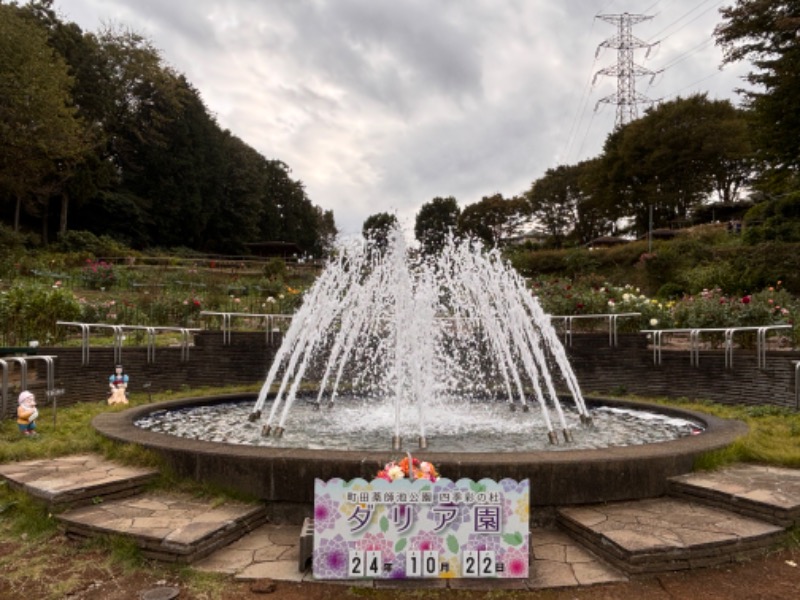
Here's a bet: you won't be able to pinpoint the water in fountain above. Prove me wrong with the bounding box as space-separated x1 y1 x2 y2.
249 229 593 448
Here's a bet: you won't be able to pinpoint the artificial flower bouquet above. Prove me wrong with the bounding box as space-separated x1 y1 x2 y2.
377 456 439 482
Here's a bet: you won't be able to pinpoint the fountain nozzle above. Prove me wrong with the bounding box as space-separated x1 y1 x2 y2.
580 414 594 427
274 426 285 437
418 436 428 450
261 424 271 437
392 435 402 451
248 411 261 422
522 404 530 412
562 429 574 443
547 430 559 445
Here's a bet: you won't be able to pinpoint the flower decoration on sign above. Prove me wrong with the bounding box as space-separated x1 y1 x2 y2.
377 456 439 482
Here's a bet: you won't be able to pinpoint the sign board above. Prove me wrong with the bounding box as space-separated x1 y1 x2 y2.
312 477 529 580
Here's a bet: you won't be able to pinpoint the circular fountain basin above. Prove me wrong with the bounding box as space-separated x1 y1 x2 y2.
94 394 747 521
134 397 707 452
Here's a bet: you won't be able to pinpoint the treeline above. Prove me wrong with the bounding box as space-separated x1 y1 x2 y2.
0 0 336 256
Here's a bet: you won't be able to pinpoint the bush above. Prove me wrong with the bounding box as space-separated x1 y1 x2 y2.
80 259 117 290
670 284 796 330
263 258 287 280
0 282 81 345
53 230 130 257
0 223 28 251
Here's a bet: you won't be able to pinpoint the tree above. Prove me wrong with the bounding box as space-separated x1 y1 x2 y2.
525 166 583 247
715 0 800 180
458 194 527 247
414 196 460 254
0 3 90 234
594 95 753 235
362 212 398 252
16 0 109 238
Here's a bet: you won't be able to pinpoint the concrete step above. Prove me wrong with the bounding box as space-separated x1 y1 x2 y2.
57 491 268 564
0 453 159 510
557 497 785 575
667 464 800 528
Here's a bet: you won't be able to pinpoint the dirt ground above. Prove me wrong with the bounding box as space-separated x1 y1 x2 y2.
2 535 800 600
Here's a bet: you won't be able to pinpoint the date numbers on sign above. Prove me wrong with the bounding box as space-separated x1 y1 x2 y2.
346 550 499 578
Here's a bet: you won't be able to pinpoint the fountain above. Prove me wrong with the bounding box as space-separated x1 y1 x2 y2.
248 231 592 449
93 230 747 519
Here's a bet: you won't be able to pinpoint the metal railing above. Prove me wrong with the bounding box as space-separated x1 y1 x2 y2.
640 325 793 369
549 313 642 347
1 355 56 418
56 322 200 365
794 360 800 410
200 311 293 345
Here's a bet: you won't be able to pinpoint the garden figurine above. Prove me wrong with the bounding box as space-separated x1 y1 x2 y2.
17 391 38 436
108 365 129 405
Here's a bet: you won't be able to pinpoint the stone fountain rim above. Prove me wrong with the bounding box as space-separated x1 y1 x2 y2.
93 393 747 464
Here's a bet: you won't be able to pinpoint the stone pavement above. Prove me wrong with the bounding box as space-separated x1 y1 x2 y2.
0 453 158 509
558 497 785 574
192 523 628 589
668 463 800 526
57 491 268 563
2 455 800 591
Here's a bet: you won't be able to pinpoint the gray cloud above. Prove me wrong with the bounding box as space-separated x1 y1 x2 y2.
54 0 752 237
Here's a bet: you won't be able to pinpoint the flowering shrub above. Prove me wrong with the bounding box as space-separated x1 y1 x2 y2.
671 284 795 329
530 277 798 342
0 283 81 345
530 278 673 331
80 259 116 290
377 457 439 482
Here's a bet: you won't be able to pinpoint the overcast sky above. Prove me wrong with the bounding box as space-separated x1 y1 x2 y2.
53 0 751 238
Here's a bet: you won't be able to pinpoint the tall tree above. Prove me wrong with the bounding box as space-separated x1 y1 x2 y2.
594 94 752 235
414 196 460 255
525 166 583 247
0 3 89 234
458 194 527 247
715 0 800 182
362 212 399 252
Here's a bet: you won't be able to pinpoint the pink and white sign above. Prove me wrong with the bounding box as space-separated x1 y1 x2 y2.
313 477 529 580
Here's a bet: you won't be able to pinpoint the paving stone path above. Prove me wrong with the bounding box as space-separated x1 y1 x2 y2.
2 455 800 591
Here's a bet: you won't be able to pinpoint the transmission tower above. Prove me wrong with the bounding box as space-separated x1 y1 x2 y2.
593 12 659 127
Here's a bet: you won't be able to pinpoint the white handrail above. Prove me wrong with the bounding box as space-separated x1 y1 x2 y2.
549 313 642 347
641 325 793 368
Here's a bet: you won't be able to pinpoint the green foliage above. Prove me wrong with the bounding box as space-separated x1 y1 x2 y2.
362 213 399 252
54 231 131 257
668 284 797 345
0 7 335 257
595 95 753 237
675 261 742 296
80 259 116 290
262 258 287 280
458 194 528 247
414 196 460 255
0 223 28 252
562 249 600 277
0 282 81 345
742 193 800 244
717 1 800 174
531 278 673 331
0 4 90 215
0 488 58 539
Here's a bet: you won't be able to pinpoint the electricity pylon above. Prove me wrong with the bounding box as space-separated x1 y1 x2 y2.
593 12 659 127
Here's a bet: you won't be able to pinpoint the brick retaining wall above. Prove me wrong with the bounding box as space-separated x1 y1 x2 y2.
2 331 799 418
565 333 800 408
